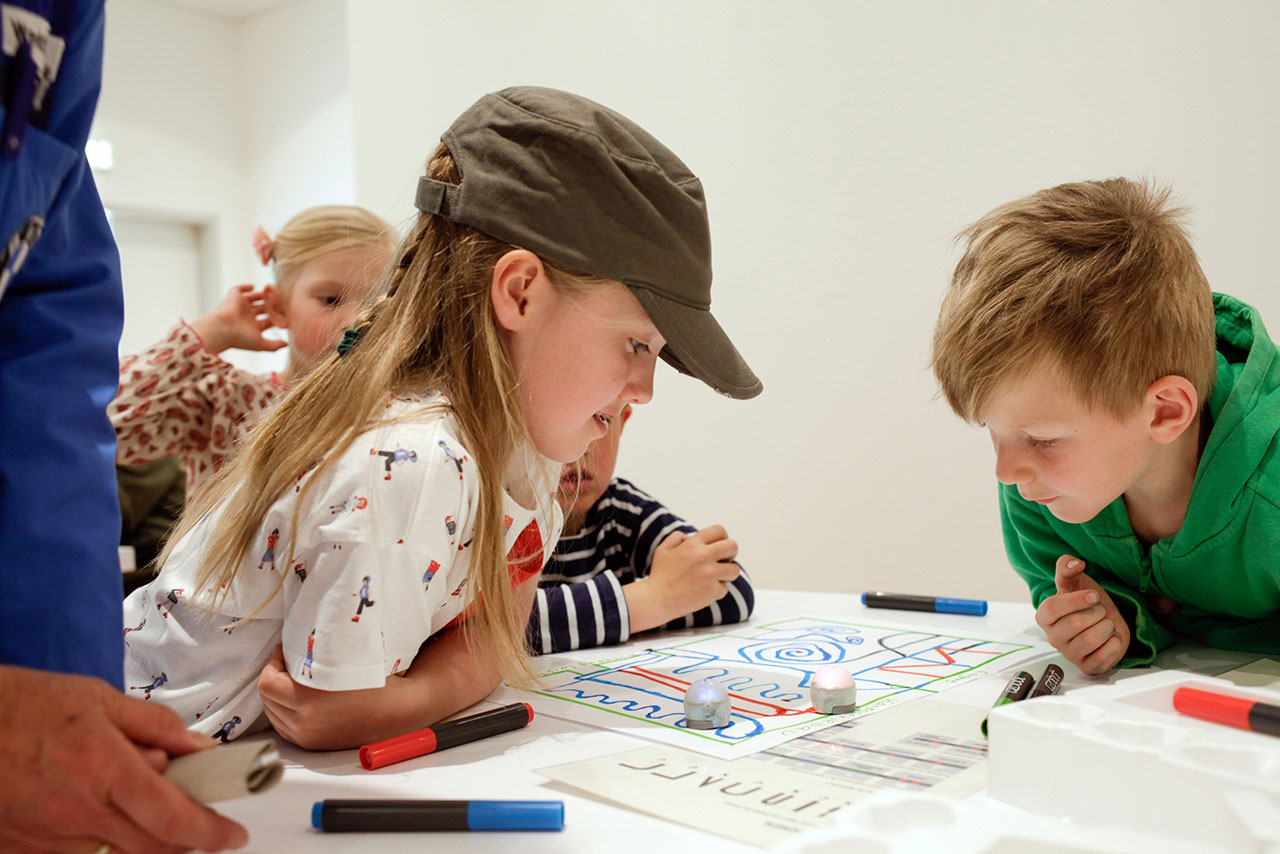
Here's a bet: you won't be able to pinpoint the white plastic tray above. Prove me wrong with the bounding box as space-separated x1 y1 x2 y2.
987 669 1280 851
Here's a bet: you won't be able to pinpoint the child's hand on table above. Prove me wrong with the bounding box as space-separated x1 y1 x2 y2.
1034 555 1130 675
625 525 740 633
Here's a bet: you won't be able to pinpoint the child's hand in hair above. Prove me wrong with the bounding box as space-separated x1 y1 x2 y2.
624 526 740 633
188 285 288 355
1035 555 1130 675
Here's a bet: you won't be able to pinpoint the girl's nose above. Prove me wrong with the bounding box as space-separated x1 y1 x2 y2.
625 358 656 405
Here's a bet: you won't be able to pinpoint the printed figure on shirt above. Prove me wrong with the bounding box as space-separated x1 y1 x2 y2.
130 671 168 700
351 576 375 622
123 615 145 647
301 629 316 679
423 559 440 590
372 446 418 479
329 496 367 515
258 528 280 571
213 715 242 744
120 88 759 750
438 440 468 479
157 588 183 618
109 206 396 498
529 404 754 654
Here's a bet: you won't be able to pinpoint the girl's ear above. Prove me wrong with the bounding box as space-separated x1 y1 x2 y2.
262 285 290 329
490 249 549 332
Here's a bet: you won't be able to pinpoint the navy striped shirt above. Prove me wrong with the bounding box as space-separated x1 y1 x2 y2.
527 477 754 654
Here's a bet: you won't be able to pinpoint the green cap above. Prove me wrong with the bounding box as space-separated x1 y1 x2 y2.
415 86 762 400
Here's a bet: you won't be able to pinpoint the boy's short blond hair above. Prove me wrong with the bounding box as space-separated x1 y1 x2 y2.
931 178 1217 422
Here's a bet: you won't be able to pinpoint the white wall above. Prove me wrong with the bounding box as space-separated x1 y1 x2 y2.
96 0 355 374
348 0 1280 603
93 0 247 314
98 0 1280 604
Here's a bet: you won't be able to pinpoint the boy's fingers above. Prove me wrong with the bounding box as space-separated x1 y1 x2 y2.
1078 633 1125 675
1035 589 1100 626
1066 618 1116 663
1046 603 1106 640
1054 555 1087 593
712 561 741 582
658 531 687 552
705 538 739 562
695 525 728 543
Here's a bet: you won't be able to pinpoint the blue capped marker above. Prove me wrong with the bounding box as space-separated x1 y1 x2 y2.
862 591 988 617
311 799 564 832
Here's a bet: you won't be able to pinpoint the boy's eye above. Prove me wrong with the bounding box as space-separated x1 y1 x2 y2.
630 338 651 355
1027 437 1058 450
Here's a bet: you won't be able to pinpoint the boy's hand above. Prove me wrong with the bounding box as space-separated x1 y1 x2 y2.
1034 555 1130 675
626 526 740 633
187 285 287 354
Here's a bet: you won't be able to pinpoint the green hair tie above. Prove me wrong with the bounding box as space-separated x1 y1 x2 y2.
336 328 363 356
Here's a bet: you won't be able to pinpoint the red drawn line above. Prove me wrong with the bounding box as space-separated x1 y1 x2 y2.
879 644 1004 678
622 666 812 718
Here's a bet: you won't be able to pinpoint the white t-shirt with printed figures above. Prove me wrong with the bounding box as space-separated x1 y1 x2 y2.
122 394 561 743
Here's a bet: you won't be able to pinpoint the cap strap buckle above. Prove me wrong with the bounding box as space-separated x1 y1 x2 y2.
415 178 456 218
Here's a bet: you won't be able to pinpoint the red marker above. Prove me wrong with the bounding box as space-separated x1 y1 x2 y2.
1172 686 1280 738
360 702 534 770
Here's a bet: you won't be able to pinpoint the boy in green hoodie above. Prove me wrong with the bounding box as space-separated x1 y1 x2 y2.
931 178 1280 675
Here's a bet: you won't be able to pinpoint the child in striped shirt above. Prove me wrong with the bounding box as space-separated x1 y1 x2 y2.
529 404 753 653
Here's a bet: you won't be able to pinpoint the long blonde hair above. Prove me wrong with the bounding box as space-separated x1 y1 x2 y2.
160 144 602 684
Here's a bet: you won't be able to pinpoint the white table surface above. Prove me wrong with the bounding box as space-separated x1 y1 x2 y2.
215 589 1223 852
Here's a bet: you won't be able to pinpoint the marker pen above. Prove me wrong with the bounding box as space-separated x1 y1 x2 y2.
311 799 564 832
1029 663 1065 699
980 670 1034 738
1173 686 1280 737
862 591 988 617
360 702 534 770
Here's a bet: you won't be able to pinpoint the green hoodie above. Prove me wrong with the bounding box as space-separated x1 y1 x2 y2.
1000 293 1280 666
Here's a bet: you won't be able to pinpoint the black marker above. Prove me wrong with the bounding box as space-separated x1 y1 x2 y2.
1029 663 1064 699
862 591 988 616
311 799 564 832
980 670 1034 737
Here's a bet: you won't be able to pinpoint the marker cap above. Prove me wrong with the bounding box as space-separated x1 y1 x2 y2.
468 800 565 831
934 597 988 616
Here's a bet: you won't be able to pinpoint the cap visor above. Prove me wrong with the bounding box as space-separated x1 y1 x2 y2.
629 286 762 400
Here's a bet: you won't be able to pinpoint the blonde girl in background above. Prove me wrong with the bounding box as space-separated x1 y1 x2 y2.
111 205 396 493
121 87 762 749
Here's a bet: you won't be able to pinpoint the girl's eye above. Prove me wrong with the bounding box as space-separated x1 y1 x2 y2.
630 338 651 355
321 296 341 307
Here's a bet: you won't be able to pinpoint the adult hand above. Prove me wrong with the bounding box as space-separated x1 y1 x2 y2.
1034 555 1131 675
186 285 287 355
0 664 248 853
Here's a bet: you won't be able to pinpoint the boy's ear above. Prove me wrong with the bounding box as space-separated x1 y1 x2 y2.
1146 375 1199 444
491 249 549 332
262 285 289 329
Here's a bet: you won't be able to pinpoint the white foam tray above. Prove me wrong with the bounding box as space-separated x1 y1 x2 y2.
772 790 1223 854
987 669 1280 851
